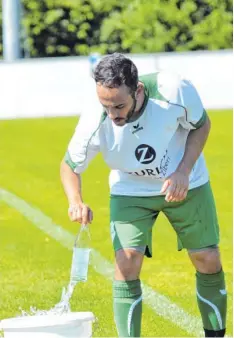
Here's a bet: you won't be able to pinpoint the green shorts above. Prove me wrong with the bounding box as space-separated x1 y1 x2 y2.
110 182 219 257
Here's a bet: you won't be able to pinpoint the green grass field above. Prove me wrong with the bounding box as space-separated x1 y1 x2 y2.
0 110 232 337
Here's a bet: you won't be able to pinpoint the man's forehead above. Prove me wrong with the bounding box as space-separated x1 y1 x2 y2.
96 83 131 101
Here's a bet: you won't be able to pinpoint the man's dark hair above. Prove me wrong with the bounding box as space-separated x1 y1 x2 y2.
94 53 138 94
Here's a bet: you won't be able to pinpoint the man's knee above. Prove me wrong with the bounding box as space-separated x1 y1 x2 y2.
188 246 222 274
115 248 144 281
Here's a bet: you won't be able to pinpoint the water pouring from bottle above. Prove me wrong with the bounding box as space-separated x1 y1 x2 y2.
19 224 91 317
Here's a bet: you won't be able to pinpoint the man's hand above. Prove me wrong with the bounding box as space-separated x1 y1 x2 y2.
160 170 189 202
68 203 93 225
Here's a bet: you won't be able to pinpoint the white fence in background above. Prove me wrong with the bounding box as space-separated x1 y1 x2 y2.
0 50 232 120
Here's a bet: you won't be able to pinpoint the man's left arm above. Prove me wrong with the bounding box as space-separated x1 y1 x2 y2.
161 116 211 202
177 115 211 176
161 78 211 202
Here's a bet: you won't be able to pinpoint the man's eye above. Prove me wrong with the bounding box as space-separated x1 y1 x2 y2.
116 106 124 109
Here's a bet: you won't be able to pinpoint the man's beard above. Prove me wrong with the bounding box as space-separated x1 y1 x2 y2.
112 94 137 126
124 95 137 123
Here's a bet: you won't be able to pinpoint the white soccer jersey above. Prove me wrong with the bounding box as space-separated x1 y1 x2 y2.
65 71 209 196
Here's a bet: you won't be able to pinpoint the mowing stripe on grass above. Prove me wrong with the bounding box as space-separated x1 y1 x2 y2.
0 188 204 337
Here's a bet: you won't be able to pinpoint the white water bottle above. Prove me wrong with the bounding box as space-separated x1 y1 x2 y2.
70 224 91 283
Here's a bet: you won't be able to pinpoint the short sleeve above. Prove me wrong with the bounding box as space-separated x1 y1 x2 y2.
64 113 102 174
157 71 207 130
177 79 207 130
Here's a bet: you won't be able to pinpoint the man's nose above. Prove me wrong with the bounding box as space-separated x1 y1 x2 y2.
106 108 119 119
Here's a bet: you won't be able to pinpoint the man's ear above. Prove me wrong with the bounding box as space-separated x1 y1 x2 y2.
135 83 144 98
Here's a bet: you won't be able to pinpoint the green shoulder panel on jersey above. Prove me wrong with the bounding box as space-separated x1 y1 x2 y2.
139 73 167 102
189 109 208 129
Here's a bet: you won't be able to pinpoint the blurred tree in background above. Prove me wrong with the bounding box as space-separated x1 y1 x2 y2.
20 0 126 57
0 0 232 58
101 0 233 53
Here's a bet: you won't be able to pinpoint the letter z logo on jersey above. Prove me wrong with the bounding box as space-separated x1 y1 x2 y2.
135 144 156 164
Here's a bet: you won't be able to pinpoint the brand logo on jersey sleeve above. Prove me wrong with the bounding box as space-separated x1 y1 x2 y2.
135 144 156 164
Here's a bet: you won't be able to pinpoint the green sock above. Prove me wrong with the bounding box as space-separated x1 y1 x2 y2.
113 279 142 337
196 270 227 331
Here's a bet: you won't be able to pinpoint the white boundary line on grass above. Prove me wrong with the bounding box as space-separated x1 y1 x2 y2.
0 188 204 337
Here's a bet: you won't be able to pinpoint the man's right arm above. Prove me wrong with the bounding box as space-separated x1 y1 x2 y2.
60 112 102 224
60 159 93 225
60 159 83 205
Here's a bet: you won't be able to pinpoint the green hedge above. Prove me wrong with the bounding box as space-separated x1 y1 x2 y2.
0 0 233 58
